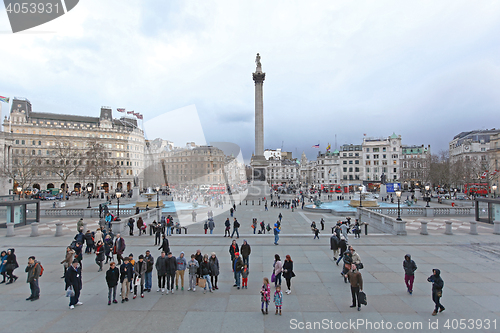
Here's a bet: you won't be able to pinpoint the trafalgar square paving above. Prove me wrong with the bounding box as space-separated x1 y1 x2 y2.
1 196 500 333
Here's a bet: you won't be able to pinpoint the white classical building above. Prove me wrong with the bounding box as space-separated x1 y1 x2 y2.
449 129 500 165
362 133 402 184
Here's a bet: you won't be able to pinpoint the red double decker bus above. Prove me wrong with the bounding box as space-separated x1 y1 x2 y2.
464 183 488 196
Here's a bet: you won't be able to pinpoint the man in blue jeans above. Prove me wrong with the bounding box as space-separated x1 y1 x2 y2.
144 250 154 292
233 252 243 290
231 218 240 238
273 222 281 245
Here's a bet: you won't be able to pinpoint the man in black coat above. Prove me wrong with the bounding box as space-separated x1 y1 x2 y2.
165 252 178 294
65 259 82 309
105 262 120 305
155 252 167 294
330 234 339 260
403 254 417 295
336 236 347 266
158 235 170 254
224 218 231 237
231 218 240 238
428 268 445 316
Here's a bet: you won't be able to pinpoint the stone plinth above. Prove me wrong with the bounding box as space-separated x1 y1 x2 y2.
444 221 453 235
132 187 140 201
494 221 500 235
469 221 478 235
55 222 64 237
6 223 15 237
30 222 40 237
420 221 428 235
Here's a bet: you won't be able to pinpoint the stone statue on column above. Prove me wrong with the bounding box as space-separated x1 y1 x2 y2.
255 53 262 72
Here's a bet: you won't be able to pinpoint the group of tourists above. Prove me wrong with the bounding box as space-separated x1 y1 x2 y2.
330 224 444 315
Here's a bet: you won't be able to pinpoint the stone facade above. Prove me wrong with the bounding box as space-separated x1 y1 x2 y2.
401 144 431 190
2 97 145 195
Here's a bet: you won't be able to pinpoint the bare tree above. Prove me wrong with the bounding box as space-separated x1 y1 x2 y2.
84 139 118 193
0 150 42 195
44 140 83 196
429 150 451 189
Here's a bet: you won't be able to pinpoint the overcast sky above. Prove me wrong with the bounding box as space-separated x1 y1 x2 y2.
1 0 500 162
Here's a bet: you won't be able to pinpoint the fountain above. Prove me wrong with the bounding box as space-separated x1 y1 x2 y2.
349 185 379 207
134 187 165 209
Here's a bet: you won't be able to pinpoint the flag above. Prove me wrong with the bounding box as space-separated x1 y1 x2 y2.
326 143 331 151
481 171 488 179
491 170 498 176
127 111 134 114
312 144 319 148
117 108 125 113
0 96 9 103
136 113 143 120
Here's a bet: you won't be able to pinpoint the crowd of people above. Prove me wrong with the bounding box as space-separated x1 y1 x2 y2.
0 194 446 317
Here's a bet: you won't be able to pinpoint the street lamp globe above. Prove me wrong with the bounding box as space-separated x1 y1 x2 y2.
17 186 22 193
425 185 430 191
395 189 402 221
87 186 92 193
116 192 122 199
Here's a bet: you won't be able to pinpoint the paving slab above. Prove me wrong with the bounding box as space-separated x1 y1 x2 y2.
1 202 500 333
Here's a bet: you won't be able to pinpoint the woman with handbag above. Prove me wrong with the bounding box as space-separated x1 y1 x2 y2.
61 246 75 278
282 255 295 295
200 254 213 294
273 254 282 287
5 248 19 284
95 241 105 272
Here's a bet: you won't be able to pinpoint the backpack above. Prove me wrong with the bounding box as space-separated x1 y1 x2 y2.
70 240 77 250
35 262 44 277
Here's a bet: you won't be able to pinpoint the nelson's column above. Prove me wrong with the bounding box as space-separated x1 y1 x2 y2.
249 53 270 197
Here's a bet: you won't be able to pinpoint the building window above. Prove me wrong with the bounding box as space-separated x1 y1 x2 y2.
349 160 353 164
366 155 370 159
355 160 359 165
373 148 379 152
366 148 370 152
393 168 397 172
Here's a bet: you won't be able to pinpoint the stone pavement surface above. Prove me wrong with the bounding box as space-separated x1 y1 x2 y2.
1 203 500 333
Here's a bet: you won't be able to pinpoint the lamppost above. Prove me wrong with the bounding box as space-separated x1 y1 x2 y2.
395 188 402 221
17 186 22 200
116 192 122 221
87 185 92 208
425 185 430 208
492 185 497 198
358 185 363 207
156 186 160 208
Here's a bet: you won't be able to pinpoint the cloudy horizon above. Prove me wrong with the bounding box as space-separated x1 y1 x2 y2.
1 0 499 162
